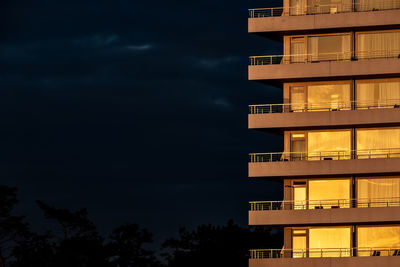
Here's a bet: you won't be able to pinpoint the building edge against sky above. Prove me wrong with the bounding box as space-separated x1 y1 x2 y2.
248 1 400 267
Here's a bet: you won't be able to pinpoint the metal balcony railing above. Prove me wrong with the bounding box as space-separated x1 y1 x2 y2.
249 99 400 114
249 0 400 18
249 197 400 211
249 50 400 65
249 148 400 162
250 247 400 258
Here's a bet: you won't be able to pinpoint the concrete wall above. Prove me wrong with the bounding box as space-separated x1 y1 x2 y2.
249 9 400 34
248 58 400 82
249 207 400 226
249 158 400 178
249 257 400 267
248 108 400 131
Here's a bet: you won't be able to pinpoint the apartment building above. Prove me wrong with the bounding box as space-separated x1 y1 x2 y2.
248 1 400 267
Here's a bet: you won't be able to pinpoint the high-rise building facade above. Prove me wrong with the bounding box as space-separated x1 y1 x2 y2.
248 1 400 267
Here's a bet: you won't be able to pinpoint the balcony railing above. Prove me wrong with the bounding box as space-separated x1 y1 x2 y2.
249 148 400 162
249 99 400 114
249 0 400 18
249 50 400 65
250 247 400 258
250 197 400 211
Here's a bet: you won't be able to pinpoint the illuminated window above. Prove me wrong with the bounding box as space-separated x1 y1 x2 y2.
308 84 351 111
309 228 351 257
356 80 400 109
290 0 352 15
357 226 400 256
309 179 351 209
357 177 400 207
308 35 351 61
356 128 400 159
355 0 400 12
293 229 307 258
308 130 351 160
357 31 400 59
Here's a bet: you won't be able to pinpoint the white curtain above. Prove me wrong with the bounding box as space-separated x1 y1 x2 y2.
356 128 400 158
357 31 400 59
358 177 400 207
356 0 400 11
357 81 400 109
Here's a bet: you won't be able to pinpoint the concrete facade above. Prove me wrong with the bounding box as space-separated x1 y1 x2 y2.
249 9 400 35
248 2 400 267
248 58 400 83
249 108 400 131
249 206 400 226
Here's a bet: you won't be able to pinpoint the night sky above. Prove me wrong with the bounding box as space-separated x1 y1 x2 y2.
0 0 283 245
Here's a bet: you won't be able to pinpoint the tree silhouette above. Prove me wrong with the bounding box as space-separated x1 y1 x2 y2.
162 220 282 267
35 201 110 267
107 223 162 267
0 186 29 267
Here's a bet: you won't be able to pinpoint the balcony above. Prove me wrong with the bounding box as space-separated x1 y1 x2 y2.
248 149 400 178
248 100 400 131
248 51 400 83
249 248 400 267
249 198 400 226
248 2 400 36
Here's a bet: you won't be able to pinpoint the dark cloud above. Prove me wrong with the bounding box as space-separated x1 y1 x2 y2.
0 0 283 246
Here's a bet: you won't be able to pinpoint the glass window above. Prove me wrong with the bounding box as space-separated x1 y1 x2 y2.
356 128 400 159
355 0 400 12
309 227 351 257
308 131 351 160
357 31 400 59
308 35 351 61
293 230 307 258
308 0 352 14
290 0 306 15
291 133 306 161
290 86 306 112
308 84 351 111
309 179 351 209
357 177 400 207
294 186 307 210
356 80 400 109
291 38 306 63
358 226 400 256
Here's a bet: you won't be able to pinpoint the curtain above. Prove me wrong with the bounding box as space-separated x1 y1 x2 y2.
358 177 400 207
356 0 400 11
291 39 306 63
290 86 306 111
290 0 306 15
356 128 400 158
357 81 400 109
357 31 400 59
